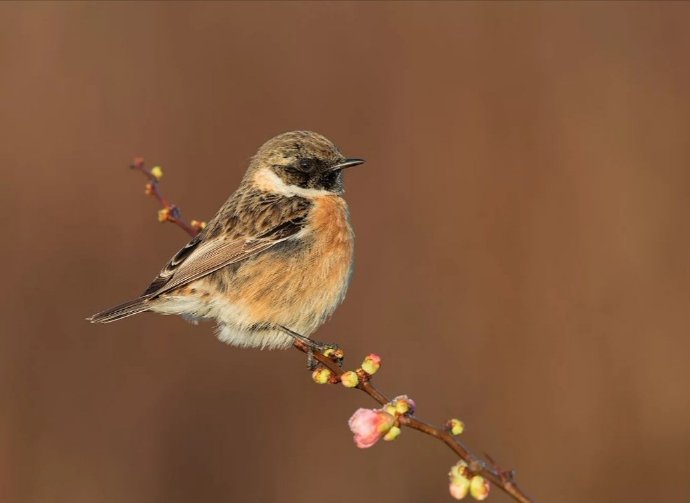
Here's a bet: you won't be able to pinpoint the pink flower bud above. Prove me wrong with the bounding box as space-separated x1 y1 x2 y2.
469 475 490 500
449 478 470 500
361 353 381 375
449 461 471 500
348 408 396 448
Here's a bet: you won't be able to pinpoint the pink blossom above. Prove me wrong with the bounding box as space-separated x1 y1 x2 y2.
348 408 396 448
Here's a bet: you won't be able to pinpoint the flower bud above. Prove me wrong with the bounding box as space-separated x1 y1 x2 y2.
150 166 164 180
447 418 465 435
361 353 381 375
469 476 490 500
449 477 470 500
191 220 207 230
323 347 344 360
393 395 416 415
449 461 470 481
348 408 395 448
449 461 471 500
157 208 170 222
311 367 331 384
340 371 359 388
383 425 401 441
144 183 154 195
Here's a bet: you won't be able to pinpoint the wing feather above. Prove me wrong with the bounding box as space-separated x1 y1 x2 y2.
89 192 311 324
141 212 308 298
148 234 293 297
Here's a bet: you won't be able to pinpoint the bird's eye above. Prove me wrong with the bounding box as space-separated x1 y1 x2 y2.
299 158 315 172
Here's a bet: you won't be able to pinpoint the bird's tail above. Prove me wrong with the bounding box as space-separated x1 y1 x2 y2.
88 297 151 323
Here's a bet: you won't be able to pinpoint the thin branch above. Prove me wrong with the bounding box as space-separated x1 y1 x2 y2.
293 341 533 503
127 158 534 503
130 157 204 237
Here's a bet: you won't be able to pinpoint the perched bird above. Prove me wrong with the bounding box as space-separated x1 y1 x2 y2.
89 131 363 351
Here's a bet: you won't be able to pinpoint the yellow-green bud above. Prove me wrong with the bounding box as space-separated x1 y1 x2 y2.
395 399 410 415
447 418 465 435
151 166 164 180
383 425 401 441
392 395 416 415
361 353 381 375
311 367 331 384
449 461 470 480
340 371 359 388
449 461 471 500
469 475 490 500
449 477 470 500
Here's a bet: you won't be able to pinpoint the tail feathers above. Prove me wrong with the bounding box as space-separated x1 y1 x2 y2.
88 297 151 323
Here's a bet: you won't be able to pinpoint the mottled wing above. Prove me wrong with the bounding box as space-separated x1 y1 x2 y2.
141 232 204 295
141 199 310 298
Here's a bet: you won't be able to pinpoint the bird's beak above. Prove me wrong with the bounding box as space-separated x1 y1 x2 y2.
330 158 365 171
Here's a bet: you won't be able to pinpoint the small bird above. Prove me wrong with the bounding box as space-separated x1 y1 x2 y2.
89 131 363 352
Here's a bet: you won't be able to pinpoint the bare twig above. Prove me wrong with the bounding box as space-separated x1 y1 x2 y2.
130 157 204 237
127 158 534 503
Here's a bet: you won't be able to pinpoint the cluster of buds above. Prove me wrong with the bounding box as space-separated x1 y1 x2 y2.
309 348 488 500
347 395 415 448
311 352 380 388
449 461 490 500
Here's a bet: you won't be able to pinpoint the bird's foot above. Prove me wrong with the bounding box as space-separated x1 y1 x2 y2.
307 341 343 370
278 326 343 369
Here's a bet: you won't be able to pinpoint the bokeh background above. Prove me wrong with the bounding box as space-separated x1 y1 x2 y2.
2 2 689 502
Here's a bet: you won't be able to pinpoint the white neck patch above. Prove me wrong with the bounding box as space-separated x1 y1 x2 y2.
253 167 332 198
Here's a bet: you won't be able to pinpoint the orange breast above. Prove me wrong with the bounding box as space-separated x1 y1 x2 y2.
289 194 354 325
309 195 354 259
222 195 354 334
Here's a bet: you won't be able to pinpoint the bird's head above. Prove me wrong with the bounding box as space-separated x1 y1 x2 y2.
247 131 364 196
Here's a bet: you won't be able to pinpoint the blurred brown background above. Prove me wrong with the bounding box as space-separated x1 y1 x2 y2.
1 2 689 503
